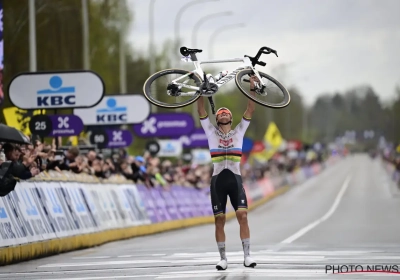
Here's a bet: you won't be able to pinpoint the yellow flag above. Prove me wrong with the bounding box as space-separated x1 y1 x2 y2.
69 136 79 146
264 122 283 148
3 107 46 135
396 144 400 153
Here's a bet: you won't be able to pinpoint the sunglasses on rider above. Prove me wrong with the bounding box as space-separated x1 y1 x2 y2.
216 109 231 116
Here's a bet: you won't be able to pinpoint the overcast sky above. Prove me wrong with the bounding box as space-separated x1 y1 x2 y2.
126 0 400 105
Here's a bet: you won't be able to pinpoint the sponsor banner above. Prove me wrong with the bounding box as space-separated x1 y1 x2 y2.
191 149 212 165
60 183 97 234
0 197 19 247
170 186 192 219
1 188 37 245
35 183 80 237
96 185 124 229
136 185 160 224
176 128 208 148
303 166 313 179
121 185 150 225
79 185 106 230
149 187 171 222
158 188 182 220
9 71 105 109
133 113 195 137
112 186 142 226
106 129 133 148
188 188 209 217
157 140 183 157
49 114 84 137
15 183 57 241
74 95 150 125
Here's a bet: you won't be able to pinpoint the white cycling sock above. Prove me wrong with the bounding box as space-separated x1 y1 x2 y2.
242 238 250 257
217 242 227 260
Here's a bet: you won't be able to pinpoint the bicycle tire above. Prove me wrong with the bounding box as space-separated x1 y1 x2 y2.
143 68 202 109
235 69 291 108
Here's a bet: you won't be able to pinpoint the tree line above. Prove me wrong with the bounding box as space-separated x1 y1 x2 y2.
2 0 399 153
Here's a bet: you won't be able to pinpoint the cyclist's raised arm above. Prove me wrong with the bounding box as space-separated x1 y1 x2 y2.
197 96 215 136
243 76 257 120
197 96 207 118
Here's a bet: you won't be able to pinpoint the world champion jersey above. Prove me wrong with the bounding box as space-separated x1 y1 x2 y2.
200 114 250 176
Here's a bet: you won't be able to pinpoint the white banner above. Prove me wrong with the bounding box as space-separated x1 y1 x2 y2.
34 182 80 238
157 140 183 157
9 71 105 109
74 95 150 125
0 197 18 247
191 149 212 165
15 182 57 242
64 183 98 234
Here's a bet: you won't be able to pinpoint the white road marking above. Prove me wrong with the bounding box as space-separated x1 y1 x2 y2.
152 254 167 256
281 175 352 244
72 256 110 260
169 256 325 263
156 268 326 279
33 276 157 280
40 260 169 268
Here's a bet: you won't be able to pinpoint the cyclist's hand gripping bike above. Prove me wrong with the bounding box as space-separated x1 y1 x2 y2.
143 46 291 114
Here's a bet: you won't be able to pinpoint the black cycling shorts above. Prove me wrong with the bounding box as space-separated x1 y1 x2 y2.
210 168 248 216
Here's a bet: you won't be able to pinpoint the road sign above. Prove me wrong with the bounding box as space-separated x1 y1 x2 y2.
28 115 53 137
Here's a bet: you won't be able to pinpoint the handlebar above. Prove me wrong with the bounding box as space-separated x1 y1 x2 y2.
245 46 278 67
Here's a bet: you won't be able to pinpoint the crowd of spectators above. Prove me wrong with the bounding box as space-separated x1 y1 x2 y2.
380 150 400 185
0 138 328 189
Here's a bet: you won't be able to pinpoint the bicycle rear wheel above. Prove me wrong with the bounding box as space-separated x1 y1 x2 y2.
235 69 291 108
143 69 202 109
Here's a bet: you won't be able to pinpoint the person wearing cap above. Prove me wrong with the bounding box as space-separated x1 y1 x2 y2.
196 76 258 270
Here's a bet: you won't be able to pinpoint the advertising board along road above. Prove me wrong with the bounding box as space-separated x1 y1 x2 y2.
9 71 105 109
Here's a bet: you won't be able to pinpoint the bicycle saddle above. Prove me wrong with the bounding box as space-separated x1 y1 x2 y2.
180 47 203 56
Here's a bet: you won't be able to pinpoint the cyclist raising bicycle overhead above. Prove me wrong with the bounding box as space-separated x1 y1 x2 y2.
197 75 259 270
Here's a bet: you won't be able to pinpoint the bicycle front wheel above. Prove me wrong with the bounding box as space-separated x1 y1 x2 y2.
143 69 202 109
235 69 291 108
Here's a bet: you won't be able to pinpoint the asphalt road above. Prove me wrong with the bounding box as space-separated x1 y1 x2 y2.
1 154 400 279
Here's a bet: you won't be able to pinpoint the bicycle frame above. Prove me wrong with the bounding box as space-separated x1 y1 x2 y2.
169 56 266 96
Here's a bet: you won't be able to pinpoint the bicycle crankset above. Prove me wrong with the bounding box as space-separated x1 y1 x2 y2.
200 73 218 97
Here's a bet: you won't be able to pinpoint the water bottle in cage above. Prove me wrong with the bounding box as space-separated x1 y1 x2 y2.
214 70 229 81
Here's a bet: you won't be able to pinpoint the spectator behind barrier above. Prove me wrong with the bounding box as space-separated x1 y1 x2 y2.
0 138 337 191
2 143 40 179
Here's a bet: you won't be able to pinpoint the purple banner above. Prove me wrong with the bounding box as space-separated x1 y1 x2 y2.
303 166 313 178
170 186 192 219
137 185 159 223
133 113 195 137
106 129 133 148
175 127 209 148
49 114 84 136
159 188 182 220
149 187 170 222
